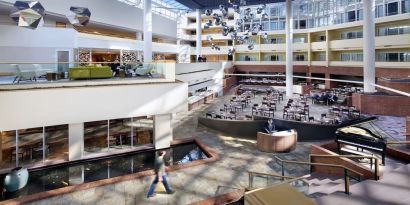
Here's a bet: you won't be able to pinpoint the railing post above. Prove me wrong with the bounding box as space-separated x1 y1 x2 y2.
249 172 253 189
375 158 379 180
281 160 285 176
344 169 350 195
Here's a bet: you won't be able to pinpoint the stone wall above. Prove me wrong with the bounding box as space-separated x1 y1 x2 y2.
351 93 410 117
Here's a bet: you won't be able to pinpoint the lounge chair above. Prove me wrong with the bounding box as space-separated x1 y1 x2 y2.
12 64 36 83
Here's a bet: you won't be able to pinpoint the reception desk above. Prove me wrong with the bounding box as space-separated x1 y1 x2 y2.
257 130 297 153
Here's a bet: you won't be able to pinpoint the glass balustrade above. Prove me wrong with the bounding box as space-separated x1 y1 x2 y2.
0 61 175 87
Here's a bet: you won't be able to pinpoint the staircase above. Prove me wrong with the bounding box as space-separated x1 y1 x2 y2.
304 173 359 198
314 164 410 205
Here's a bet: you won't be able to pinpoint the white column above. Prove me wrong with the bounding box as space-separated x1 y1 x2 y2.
285 0 294 97
143 0 153 62
196 9 202 61
363 0 376 92
136 32 143 41
154 114 173 150
69 123 84 161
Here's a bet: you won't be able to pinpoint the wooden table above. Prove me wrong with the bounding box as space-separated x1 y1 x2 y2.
257 130 297 153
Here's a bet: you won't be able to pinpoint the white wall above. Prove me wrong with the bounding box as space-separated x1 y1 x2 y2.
0 0 177 38
0 82 188 131
77 33 178 53
176 62 232 95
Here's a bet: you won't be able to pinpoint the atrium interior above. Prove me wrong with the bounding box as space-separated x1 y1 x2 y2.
0 0 409 204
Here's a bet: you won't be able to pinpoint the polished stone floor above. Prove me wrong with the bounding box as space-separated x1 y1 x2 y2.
26 93 407 205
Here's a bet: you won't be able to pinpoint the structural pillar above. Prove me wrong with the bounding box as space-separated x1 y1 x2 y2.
363 0 376 92
68 123 84 161
154 114 173 150
285 0 294 97
136 32 143 41
143 0 153 62
196 9 202 61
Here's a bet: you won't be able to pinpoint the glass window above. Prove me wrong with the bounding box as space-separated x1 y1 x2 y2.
109 118 132 150
376 5 385 17
403 0 410 13
45 125 68 162
348 10 356 22
132 117 154 146
387 53 399 61
18 127 44 165
386 2 399 16
300 20 307 29
84 120 108 154
0 131 17 169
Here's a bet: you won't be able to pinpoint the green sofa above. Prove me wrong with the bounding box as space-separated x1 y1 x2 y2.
69 66 112 79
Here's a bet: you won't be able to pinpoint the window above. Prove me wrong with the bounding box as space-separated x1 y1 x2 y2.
377 52 410 62
347 10 356 22
317 53 326 61
0 131 17 169
300 20 307 29
386 2 399 16
376 5 384 17
45 125 68 162
387 53 399 61
271 55 280 61
319 35 326 41
295 54 306 61
403 0 410 13
340 53 363 61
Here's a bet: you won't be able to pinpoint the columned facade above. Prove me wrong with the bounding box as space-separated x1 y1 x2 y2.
285 0 293 97
363 0 376 92
196 9 202 60
143 0 153 62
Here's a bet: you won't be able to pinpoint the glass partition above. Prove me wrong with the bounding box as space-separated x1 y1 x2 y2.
132 117 154 146
109 118 132 150
0 131 16 169
45 125 69 162
0 61 175 87
84 120 108 154
18 127 44 165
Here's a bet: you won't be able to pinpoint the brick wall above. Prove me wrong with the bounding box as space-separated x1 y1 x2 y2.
310 144 376 180
377 80 410 95
352 93 410 117
407 117 410 148
233 65 410 79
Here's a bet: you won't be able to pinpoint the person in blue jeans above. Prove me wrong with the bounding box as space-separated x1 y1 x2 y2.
147 150 175 198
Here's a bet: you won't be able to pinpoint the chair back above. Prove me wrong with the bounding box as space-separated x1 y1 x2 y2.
10 64 21 73
32 64 42 70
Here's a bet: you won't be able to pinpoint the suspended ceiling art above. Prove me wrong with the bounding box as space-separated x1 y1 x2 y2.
202 0 269 56
10 1 45 29
66 6 91 26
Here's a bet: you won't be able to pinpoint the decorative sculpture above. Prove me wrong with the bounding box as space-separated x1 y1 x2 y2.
205 9 212 16
10 1 45 29
66 6 91 26
3 167 29 192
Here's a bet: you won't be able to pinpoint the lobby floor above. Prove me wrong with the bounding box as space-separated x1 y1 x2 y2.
25 94 407 205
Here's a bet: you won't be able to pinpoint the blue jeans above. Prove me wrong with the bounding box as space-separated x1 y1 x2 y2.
147 175 172 196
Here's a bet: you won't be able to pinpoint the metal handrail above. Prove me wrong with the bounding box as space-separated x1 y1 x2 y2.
274 156 363 195
309 154 380 180
387 141 410 145
247 171 309 191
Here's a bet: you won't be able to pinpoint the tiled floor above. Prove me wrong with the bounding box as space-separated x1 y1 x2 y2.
25 93 407 205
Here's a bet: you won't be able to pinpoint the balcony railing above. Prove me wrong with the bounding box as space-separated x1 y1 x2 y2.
0 61 176 90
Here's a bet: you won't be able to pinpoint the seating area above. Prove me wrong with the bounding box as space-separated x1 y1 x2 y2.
239 76 286 86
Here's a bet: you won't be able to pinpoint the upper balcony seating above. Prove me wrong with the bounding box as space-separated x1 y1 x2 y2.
69 66 112 80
